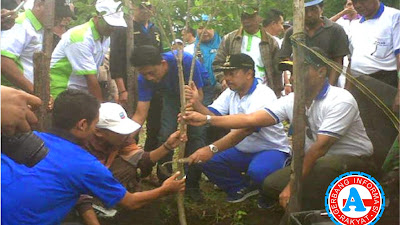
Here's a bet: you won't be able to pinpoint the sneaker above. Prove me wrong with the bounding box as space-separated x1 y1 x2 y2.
257 196 277 209
227 186 260 203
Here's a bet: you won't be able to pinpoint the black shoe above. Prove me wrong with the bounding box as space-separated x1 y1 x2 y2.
257 196 277 209
185 188 205 203
226 186 259 203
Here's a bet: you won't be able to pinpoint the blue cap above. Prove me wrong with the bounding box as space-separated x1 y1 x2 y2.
305 0 323 7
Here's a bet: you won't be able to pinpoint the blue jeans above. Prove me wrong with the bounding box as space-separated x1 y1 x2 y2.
202 147 289 196
157 91 206 189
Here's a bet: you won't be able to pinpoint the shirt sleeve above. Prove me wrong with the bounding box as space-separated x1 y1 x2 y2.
263 94 292 123
393 12 400 55
110 27 127 79
318 102 358 138
207 89 232 115
1 24 27 59
64 41 97 75
138 74 154 101
82 161 127 208
330 24 350 58
278 28 293 59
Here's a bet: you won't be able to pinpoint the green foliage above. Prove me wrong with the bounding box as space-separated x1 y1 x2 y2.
232 210 247 225
71 0 399 44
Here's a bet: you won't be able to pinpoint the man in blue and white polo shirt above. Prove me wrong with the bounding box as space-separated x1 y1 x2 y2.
130 45 208 201
183 48 376 210
184 53 290 203
50 0 127 101
347 0 400 166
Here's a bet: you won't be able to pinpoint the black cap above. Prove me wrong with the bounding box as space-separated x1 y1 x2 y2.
56 1 76 20
215 54 255 72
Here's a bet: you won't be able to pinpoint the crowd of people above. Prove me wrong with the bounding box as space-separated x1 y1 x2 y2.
1 0 399 224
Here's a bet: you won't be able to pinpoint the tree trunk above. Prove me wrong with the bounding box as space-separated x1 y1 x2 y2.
33 0 54 131
280 0 306 224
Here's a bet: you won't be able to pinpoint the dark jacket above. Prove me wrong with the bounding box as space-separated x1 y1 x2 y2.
213 26 282 94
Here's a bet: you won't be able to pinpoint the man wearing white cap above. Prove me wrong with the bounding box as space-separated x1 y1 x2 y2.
78 102 186 224
50 0 127 101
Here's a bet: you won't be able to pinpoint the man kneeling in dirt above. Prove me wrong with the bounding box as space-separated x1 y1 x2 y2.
182 47 376 210
77 102 186 224
1 90 185 225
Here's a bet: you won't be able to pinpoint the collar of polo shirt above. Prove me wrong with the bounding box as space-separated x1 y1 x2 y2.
89 19 101 40
360 2 385 23
24 9 43 31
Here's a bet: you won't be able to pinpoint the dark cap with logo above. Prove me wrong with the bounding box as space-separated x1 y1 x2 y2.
215 54 255 72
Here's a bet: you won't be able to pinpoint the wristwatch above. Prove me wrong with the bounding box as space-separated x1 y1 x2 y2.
206 115 212 125
209 144 219 154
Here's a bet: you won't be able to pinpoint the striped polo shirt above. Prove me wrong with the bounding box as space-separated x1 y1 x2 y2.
50 19 110 98
1 9 43 86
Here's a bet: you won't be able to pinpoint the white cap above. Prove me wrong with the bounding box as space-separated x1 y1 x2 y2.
95 0 127 27
97 103 141 135
172 39 183 45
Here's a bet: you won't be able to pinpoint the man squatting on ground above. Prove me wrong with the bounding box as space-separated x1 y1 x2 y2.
1 89 185 225
184 53 291 204
76 102 187 224
130 45 208 199
183 48 376 210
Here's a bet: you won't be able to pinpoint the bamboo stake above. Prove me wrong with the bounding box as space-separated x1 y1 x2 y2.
33 52 50 131
150 2 188 224
33 0 54 131
280 0 306 224
123 0 136 116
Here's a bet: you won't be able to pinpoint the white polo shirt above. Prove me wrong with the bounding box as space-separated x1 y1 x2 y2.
50 19 110 98
241 30 266 80
349 3 400 75
208 79 291 154
265 82 373 157
1 10 43 85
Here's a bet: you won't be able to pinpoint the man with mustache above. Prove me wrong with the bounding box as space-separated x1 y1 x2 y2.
185 53 290 204
279 0 349 86
213 3 282 96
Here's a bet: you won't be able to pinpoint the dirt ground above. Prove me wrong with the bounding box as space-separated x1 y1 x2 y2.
135 125 399 225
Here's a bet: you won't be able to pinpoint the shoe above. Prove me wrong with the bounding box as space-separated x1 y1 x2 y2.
185 188 205 203
257 196 276 209
227 186 259 203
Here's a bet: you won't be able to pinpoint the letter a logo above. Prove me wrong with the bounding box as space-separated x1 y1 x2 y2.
342 187 367 212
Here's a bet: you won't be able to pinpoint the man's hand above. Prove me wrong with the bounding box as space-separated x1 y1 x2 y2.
279 183 291 209
161 172 186 194
165 130 188 149
1 9 17 30
185 81 200 105
284 85 292 95
1 86 42 136
118 91 128 108
181 111 207 126
188 146 214 165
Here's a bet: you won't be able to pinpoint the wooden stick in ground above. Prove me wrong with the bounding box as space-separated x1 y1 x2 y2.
280 0 306 224
151 2 188 224
33 0 54 131
33 53 51 131
123 1 136 116
41 0 55 55
176 49 188 225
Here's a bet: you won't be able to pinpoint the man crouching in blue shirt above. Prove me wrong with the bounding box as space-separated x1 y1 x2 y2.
1 89 185 225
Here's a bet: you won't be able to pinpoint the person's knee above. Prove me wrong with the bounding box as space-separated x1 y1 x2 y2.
247 168 269 185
